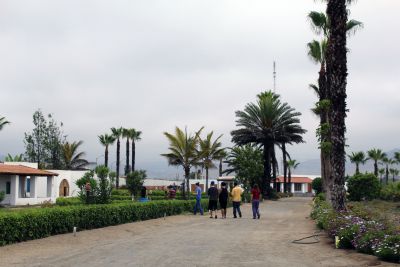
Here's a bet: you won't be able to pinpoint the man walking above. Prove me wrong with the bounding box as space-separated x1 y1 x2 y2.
231 182 243 218
193 182 204 215
207 181 219 219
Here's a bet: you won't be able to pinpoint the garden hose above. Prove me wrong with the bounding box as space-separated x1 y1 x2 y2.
292 231 322 244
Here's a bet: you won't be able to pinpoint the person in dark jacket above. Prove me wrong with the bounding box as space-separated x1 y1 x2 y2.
207 181 219 219
219 182 228 219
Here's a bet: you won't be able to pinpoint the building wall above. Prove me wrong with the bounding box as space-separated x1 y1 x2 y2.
0 175 11 205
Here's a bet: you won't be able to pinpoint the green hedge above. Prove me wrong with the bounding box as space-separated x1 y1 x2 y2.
0 200 208 246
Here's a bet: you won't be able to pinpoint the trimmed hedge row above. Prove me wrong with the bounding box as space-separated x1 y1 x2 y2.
0 200 208 246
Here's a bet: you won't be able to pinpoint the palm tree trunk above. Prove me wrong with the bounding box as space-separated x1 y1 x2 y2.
131 141 135 172
272 146 278 191
282 142 287 193
355 163 359 175
206 166 209 191
116 138 120 188
386 166 389 185
125 138 130 175
184 166 190 200
326 0 348 211
288 167 292 193
219 159 223 177
374 161 378 177
262 142 272 198
105 145 108 167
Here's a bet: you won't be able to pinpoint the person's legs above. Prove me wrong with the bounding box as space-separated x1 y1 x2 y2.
233 202 238 218
199 200 204 215
237 202 242 218
252 201 256 219
255 200 260 218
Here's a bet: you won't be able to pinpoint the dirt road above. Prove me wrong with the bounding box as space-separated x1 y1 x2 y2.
0 197 393 267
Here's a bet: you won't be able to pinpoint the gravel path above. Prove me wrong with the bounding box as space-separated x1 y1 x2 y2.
0 197 394 267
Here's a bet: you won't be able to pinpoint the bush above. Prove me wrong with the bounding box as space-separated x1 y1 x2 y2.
380 182 400 201
312 177 323 195
111 189 130 196
373 235 400 262
347 173 381 201
0 199 208 246
126 170 146 198
0 191 5 203
56 197 82 206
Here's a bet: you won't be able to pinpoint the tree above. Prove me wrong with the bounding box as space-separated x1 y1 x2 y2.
394 152 400 164
378 168 385 181
61 141 88 170
389 168 399 183
5 154 24 162
223 145 264 192
126 170 146 199
381 157 396 185
367 148 386 177
312 177 323 195
95 165 112 204
347 151 366 174
111 127 123 188
98 134 115 167
24 110 64 169
130 129 142 172
307 8 362 206
287 159 299 193
218 150 228 177
122 128 132 175
198 131 225 190
161 127 203 199
0 116 10 132
231 91 306 198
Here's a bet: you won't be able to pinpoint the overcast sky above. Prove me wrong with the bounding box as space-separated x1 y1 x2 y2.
1 0 399 178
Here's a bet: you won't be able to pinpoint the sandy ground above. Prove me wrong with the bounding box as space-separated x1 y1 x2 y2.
0 197 396 267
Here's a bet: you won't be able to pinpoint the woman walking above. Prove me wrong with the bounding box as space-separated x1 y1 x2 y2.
251 184 261 219
219 182 228 219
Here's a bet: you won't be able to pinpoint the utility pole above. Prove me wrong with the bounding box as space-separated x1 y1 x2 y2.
273 61 277 92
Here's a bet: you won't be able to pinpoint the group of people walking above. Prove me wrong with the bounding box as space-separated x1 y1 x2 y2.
193 181 261 220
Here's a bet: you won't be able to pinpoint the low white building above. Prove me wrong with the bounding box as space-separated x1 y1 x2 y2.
0 162 88 206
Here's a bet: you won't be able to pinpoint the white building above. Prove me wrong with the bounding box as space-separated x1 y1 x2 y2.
0 162 87 206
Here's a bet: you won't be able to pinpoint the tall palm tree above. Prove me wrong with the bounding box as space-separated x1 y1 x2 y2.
111 127 123 188
98 134 115 167
61 141 88 170
122 128 132 175
5 154 23 162
231 91 306 198
381 157 396 185
367 148 386 177
347 151 366 175
0 116 10 131
287 159 300 193
378 168 385 181
130 129 142 172
389 168 399 183
218 150 228 177
161 127 203 199
198 131 225 190
394 152 400 164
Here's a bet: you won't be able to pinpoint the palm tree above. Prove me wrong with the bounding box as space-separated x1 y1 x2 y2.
5 154 23 162
347 151 366 175
367 149 386 177
161 127 203 199
198 131 225 190
394 152 400 164
378 168 385 181
111 127 123 188
122 128 132 175
98 134 115 167
61 141 89 170
231 91 306 198
218 150 228 177
0 116 10 131
130 129 142 172
389 168 399 183
381 157 396 185
287 159 300 193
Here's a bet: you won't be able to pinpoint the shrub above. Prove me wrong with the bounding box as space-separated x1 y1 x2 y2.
0 200 208 246
126 170 146 198
95 165 113 204
0 191 5 203
373 235 400 262
312 177 323 195
380 182 400 201
111 189 130 196
56 197 82 206
347 173 381 201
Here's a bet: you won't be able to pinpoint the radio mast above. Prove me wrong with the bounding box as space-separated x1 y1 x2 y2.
273 61 276 92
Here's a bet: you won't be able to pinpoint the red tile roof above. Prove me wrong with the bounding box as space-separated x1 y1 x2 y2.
0 164 58 176
276 176 312 184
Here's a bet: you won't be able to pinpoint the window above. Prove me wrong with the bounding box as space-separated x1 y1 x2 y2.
294 183 302 192
6 182 11 194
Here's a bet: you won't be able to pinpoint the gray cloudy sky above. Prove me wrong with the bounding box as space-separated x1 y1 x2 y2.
1 0 399 178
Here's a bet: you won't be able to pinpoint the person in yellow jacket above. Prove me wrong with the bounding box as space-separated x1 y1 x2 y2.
231 182 243 218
